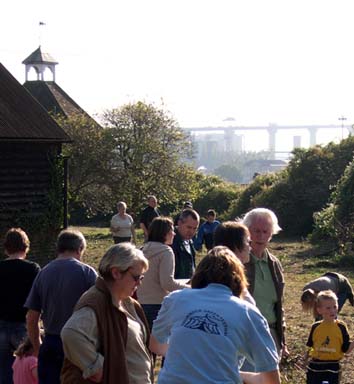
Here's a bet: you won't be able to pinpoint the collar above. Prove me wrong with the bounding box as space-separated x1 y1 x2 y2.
250 250 269 263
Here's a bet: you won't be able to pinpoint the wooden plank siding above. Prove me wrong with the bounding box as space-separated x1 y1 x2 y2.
0 142 64 265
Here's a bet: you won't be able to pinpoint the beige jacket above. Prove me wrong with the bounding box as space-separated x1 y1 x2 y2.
137 242 189 304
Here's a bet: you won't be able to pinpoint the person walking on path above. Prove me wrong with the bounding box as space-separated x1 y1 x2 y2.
25 229 97 384
0 228 40 384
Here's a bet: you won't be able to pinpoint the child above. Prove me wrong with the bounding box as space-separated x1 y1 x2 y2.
306 290 354 384
12 337 38 384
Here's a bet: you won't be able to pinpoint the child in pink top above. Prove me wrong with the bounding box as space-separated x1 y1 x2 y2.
12 337 38 384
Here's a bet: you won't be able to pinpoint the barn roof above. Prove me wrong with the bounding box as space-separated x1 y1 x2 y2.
23 81 86 118
0 62 71 142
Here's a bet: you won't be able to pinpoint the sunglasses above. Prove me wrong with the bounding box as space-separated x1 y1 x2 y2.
129 271 144 282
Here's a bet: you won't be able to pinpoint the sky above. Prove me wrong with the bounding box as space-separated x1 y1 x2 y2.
1 0 354 152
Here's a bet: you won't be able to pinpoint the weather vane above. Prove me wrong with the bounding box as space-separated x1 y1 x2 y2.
38 21 46 47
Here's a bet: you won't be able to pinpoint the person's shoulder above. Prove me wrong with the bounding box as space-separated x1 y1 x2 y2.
336 319 349 330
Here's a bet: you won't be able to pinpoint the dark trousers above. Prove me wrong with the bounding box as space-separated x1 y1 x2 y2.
306 360 340 384
113 236 131 244
142 304 162 367
38 335 64 384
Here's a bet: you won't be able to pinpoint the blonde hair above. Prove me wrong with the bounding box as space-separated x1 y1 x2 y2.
301 288 317 316
191 246 248 298
98 243 148 281
316 290 338 307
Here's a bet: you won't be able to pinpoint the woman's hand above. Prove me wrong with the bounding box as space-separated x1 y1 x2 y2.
88 368 103 383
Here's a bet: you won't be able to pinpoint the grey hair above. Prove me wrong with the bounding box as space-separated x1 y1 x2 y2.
117 201 127 210
242 208 282 235
98 243 148 281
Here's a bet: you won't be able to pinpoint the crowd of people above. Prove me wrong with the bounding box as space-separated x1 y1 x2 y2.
1 196 354 384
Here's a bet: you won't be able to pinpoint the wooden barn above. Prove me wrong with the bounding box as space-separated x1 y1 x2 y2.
0 62 71 265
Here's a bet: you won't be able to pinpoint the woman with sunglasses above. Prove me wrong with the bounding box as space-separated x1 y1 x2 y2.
60 243 153 384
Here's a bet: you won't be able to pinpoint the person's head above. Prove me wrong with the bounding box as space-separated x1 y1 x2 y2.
214 221 251 264
147 195 157 208
117 201 127 214
98 242 148 298
177 209 200 240
191 246 247 298
183 201 193 209
3 228 30 256
206 209 216 223
315 290 338 321
242 208 281 255
14 336 34 358
56 229 86 259
301 288 317 315
148 217 175 245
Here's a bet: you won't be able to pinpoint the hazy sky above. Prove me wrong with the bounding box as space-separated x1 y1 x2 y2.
1 0 354 151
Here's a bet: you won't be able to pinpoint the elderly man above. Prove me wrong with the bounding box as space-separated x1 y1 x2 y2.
172 208 200 279
25 229 97 384
242 208 289 361
140 195 160 241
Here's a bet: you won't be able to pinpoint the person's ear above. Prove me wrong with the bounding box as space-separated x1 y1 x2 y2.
111 267 122 280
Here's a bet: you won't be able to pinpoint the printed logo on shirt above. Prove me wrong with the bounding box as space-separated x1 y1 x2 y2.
182 310 227 336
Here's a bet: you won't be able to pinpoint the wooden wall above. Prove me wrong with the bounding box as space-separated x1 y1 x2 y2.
0 142 63 265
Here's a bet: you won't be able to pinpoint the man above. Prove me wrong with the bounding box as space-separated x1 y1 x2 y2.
173 201 193 226
194 209 220 251
25 229 97 384
140 195 160 240
172 209 200 279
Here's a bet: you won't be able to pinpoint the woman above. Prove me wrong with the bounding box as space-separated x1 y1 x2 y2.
213 221 255 305
60 243 152 384
149 246 280 384
0 228 40 384
110 201 136 244
242 208 288 359
137 217 189 331
301 272 354 319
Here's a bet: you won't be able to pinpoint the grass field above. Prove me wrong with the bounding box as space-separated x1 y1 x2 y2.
79 226 354 384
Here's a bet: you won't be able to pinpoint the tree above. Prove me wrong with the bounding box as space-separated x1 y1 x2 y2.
56 113 116 215
101 101 197 213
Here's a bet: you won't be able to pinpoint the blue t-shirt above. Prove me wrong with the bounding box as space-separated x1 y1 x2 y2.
152 284 278 384
25 258 97 335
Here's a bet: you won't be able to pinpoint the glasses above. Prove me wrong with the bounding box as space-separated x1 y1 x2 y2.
129 271 144 282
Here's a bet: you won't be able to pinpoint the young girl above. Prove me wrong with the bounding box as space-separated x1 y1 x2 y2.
12 337 38 384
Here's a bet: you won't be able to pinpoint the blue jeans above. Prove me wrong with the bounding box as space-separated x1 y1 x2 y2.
38 335 64 384
0 320 26 384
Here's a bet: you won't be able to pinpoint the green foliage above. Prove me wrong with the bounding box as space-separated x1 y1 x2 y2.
56 113 116 215
192 174 240 219
227 136 354 236
228 172 281 219
312 156 354 246
102 101 198 214
56 103 201 222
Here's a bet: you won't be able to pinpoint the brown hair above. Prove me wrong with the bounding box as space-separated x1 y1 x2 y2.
14 336 34 359
4 228 30 255
214 221 249 253
148 217 174 243
191 246 248 297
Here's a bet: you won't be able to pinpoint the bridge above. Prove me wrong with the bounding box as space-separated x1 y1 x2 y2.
183 123 353 158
